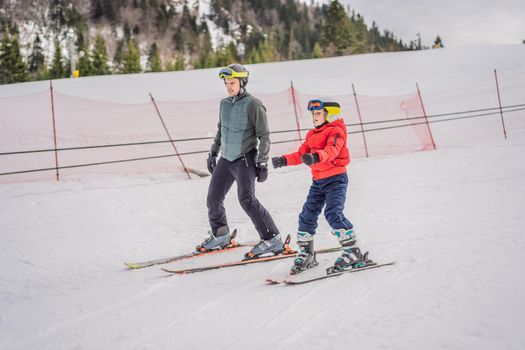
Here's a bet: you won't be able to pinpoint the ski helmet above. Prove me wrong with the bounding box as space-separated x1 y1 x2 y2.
218 63 249 88
307 99 342 123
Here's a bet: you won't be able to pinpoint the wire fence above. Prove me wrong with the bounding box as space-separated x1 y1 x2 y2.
1 73 524 182
1 103 523 178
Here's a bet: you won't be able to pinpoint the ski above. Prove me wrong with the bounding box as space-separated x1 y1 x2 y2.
124 229 247 269
161 241 342 274
281 261 396 285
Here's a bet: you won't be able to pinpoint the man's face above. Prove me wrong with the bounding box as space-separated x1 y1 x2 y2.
224 78 241 97
312 110 327 127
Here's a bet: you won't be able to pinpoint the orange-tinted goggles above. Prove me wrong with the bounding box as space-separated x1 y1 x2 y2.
307 99 324 111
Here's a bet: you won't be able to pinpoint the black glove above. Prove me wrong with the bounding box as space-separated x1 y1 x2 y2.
207 152 217 174
256 162 268 183
271 156 287 169
301 153 320 166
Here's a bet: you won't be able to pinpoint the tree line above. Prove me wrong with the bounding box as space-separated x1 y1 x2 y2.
0 0 442 85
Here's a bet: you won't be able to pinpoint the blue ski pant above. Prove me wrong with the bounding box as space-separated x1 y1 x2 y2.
298 172 353 235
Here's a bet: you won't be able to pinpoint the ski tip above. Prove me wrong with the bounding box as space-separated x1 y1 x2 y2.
265 278 280 285
230 228 238 240
162 267 192 275
186 167 210 177
124 262 143 269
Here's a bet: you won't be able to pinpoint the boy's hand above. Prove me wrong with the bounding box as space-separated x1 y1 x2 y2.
271 156 287 169
301 153 320 166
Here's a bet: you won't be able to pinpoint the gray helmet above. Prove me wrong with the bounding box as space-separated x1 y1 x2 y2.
218 63 249 88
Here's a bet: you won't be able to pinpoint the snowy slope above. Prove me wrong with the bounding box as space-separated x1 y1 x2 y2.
1 45 525 350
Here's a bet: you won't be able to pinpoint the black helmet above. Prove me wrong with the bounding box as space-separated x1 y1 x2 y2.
218 63 249 88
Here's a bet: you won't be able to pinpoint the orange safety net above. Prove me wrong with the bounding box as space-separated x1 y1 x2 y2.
0 86 436 183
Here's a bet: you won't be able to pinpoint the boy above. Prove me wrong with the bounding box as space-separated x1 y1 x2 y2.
271 99 368 274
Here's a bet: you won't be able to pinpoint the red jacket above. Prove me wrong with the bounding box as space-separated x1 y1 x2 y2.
283 119 350 180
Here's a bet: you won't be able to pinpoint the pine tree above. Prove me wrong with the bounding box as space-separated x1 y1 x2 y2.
91 0 117 23
321 0 354 55
259 36 279 62
29 34 45 75
91 33 110 75
76 40 92 76
11 35 30 83
165 54 185 71
49 39 66 79
433 35 444 48
312 42 323 58
174 54 185 71
246 47 262 64
147 42 162 72
91 0 104 21
0 31 29 84
369 21 380 52
351 13 369 54
113 39 125 72
213 45 235 67
195 24 214 69
121 39 141 73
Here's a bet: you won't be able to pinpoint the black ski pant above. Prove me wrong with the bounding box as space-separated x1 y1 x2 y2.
207 149 280 240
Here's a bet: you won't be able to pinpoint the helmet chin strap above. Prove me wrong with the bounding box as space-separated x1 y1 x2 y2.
315 121 328 129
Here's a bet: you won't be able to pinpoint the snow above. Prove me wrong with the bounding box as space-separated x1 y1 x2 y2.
1 45 525 349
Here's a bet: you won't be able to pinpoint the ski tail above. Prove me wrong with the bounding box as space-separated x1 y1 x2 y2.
125 229 246 269
283 261 396 285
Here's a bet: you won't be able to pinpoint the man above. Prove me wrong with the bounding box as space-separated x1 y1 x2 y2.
196 63 284 259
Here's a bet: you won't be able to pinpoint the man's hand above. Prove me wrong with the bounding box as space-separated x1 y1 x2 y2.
271 156 287 169
301 153 320 166
256 162 268 182
207 152 218 174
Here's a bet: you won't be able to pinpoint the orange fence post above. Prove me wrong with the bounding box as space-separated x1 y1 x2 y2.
49 80 60 181
149 93 191 180
416 83 437 150
289 80 303 143
493 69 508 139
351 83 369 158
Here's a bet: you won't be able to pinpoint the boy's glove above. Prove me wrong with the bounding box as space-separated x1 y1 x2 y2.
271 156 287 169
207 152 218 174
301 153 320 166
256 162 268 183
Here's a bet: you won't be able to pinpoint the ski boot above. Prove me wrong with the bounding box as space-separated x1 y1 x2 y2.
290 231 318 275
328 228 370 274
245 234 292 259
196 226 236 253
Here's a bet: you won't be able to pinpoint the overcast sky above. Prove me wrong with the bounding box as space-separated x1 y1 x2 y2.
336 0 525 47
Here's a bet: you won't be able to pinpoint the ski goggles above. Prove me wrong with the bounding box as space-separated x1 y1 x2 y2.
307 99 324 111
218 67 249 80
307 99 341 113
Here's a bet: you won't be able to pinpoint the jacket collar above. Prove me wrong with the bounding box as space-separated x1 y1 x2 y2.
313 118 345 133
228 89 248 103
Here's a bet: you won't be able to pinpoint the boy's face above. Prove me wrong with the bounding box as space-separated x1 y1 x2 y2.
312 110 327 127
224 78 241 97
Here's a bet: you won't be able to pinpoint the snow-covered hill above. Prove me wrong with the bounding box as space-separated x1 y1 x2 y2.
1 45 525 350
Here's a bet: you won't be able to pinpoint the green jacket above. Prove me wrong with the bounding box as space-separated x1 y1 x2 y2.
211 91 271 163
